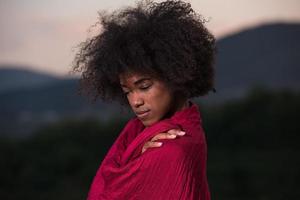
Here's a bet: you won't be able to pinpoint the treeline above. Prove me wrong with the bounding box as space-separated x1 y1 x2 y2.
0 87 299 200
201 87 300 200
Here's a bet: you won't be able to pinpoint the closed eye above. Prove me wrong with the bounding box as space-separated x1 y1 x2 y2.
140 84 152 90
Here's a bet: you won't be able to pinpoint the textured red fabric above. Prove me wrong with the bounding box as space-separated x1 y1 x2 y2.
87 102 210 200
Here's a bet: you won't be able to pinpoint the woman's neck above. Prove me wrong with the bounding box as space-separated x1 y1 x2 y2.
164 98 189 119
175 99 189 112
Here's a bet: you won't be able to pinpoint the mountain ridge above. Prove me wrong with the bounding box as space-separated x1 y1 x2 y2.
1 22 299 137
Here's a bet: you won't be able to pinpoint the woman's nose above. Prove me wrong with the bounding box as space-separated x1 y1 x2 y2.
130 92 144 107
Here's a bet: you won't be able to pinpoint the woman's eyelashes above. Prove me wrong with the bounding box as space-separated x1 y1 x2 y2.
122 83 152 95
139 84 152 90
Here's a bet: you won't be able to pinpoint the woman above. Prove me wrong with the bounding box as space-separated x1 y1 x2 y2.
73 0 216 199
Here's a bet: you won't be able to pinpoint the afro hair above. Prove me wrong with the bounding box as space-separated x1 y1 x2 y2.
72 0 217 105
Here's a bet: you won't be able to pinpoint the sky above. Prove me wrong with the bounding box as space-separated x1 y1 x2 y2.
0 0 299 77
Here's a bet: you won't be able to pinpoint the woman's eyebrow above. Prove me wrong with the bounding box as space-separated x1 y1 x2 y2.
134 78 151 85
120 77 151 87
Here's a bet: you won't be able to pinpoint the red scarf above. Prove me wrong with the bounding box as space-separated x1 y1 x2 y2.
87 102 210 200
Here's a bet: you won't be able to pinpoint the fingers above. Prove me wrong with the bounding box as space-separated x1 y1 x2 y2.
150 133 175 141
167 129 186 136
141 129 186 154
142 141 162 154
150 129 185 141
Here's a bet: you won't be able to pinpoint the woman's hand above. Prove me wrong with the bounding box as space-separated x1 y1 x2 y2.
141 129 185 154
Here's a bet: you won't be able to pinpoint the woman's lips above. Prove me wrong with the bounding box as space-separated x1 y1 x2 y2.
136 110 150 118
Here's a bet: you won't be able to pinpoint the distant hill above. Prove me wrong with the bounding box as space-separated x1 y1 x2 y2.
200 22 300 104
0 66 61 93
0 68 127 137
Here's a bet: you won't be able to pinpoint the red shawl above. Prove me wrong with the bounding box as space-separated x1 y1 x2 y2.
87 102 210 200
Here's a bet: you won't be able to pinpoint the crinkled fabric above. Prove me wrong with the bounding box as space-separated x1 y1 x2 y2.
87 102 210 200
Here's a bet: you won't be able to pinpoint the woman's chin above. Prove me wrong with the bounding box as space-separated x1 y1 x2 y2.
140 118 158 127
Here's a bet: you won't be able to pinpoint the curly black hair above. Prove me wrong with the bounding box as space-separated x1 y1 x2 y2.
72 0 216 105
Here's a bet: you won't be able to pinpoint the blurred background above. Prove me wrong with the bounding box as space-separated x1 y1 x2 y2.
0 0 299 199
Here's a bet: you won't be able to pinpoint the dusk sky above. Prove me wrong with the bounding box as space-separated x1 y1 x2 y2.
1 0 299 76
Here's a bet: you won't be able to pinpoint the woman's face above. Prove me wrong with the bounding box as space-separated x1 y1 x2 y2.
119 72 175 126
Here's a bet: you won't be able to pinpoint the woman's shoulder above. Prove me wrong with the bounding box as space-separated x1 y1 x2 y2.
138 135 206 176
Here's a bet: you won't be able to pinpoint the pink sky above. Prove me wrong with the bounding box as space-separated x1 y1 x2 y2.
0 0 299 76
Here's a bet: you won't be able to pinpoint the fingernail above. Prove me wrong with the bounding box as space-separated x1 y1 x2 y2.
157 142 163 146
177 131 185 135
169 134 177 138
